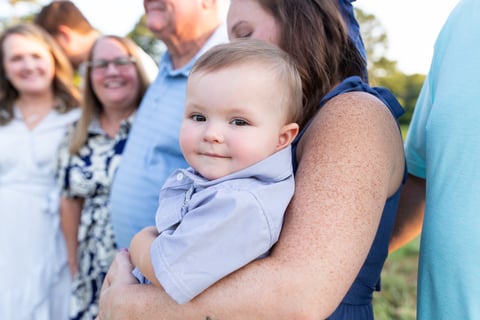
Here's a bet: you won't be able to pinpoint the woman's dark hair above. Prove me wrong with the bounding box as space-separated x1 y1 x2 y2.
256 0 366 127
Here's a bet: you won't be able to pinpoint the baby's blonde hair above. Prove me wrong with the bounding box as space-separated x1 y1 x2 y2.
191 39 303 124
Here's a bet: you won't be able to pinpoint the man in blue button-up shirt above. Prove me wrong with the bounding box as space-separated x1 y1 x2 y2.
109 0 228 249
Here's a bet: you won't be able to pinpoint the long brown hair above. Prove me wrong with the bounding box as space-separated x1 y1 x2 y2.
0 23 81 125
68 35 151 154
256 0 366 127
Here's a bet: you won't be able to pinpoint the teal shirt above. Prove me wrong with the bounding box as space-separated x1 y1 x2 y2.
405 0 480 318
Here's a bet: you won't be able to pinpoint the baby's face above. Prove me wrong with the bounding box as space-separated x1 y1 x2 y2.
180 65 288 180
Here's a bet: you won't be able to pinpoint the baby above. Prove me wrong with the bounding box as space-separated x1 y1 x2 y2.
129 39 303 304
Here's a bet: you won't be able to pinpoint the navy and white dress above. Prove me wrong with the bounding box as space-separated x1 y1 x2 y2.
57 114 134 320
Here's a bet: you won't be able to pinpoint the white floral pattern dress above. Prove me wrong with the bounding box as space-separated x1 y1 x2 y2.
57 114 134 320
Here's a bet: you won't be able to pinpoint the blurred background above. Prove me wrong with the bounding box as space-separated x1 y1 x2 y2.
1 1 457 318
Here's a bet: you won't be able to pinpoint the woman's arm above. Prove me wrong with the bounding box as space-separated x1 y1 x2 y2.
389 174 425 252
60 196 84 276
98 91 405 319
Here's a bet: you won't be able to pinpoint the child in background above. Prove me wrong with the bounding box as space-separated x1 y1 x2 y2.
129 39 302 304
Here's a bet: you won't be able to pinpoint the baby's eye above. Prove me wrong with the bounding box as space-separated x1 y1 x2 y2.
231 118 249 126
191 114 206 122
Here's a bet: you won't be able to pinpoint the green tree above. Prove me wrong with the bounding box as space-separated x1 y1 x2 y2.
356 7 425 125
127 15 165 62
399 73 425 125
8 0 39 4
355 7 397 84
1 0 39 29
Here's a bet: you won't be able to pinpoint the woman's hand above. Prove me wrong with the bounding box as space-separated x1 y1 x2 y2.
67 256 78 277
96 249 138 320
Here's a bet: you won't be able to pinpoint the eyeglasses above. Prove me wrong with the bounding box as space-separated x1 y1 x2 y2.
87 56 136 73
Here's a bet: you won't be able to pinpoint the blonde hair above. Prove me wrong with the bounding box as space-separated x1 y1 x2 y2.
68 35 151 154
0 23 81 125
191 39 303 124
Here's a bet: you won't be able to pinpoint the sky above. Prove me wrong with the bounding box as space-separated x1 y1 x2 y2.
3 0 460 75
356 0 459 74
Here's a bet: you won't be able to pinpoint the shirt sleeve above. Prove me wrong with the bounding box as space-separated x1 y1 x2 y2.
150 188 275 304
404 72 434 180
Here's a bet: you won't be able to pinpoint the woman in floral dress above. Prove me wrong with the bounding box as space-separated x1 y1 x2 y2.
56 35 152 320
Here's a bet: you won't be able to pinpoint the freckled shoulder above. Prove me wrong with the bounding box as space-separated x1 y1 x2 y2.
296 90 404 196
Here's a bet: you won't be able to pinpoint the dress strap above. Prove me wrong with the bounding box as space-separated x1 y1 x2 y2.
292 76 405 174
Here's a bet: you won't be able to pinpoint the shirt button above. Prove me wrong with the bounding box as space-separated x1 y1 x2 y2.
176 173 184 181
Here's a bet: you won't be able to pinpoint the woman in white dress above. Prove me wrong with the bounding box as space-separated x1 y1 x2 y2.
0 23 81 320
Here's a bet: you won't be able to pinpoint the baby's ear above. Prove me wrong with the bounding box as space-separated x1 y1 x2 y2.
276 123 299 151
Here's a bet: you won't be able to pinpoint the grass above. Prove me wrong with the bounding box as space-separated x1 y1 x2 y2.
373 237 420 319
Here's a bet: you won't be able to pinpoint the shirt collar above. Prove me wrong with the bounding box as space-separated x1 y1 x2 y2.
181 145 294 187
88 112 136 136
159 24 228 77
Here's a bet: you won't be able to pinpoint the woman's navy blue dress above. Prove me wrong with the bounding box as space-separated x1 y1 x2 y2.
291 76 405 319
